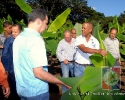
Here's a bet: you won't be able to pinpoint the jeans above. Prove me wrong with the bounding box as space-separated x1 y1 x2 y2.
61 62 74 77
61 62 74 92
19 92 49 100
74 63 85 77
114 59 120 68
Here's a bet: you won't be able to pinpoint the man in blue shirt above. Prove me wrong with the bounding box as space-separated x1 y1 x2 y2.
13 8 71 100
1 24 22 100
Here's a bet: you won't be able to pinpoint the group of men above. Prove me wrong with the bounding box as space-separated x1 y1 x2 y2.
0 21 22 100
0 8 122 100
56 22 121 93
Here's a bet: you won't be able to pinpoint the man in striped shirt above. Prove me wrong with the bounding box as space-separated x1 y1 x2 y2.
56 30 76 93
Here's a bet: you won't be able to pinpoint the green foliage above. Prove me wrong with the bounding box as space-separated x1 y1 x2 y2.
15 0 32 14
59 16 124 100
42 8 73 55
0 15 14 34
59 67 125 100
47 8 71 33
74 23 82 36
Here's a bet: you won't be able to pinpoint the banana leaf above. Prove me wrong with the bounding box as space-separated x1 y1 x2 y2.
45 38 58 55
90 51 116 68
120 48 125 55
74 23 82 36
47 8 71 33
15 0 32 14
0 19 3 34
58 76 83 100
84 85 125 100
121 44 125 50
42 31 57 38
7 15 13 23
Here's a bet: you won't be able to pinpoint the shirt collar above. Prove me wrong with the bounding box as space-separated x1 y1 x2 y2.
108 36 117 40
23 28 40 36
82 34 94 41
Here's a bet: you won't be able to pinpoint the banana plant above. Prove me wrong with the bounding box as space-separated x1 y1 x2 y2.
47 8 71 33
59 23 120 100
108 16 125 61
42 8 72 55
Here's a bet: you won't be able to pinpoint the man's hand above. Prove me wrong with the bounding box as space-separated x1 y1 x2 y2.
63 83 72 90
118 59 121 65
0 45 3 48
63 59 69 64
98 49 107 56
2 87 10 98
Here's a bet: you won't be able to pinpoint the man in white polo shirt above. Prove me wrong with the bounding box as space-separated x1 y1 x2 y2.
74 22 107 77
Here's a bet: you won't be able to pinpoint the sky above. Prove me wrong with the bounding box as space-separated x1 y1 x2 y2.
87 0 125 17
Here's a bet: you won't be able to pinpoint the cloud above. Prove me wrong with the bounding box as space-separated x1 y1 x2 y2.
91 6 96 10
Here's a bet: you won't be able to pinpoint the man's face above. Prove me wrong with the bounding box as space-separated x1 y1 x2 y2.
82 23 92 37
71 29 76 38
12 26 21 38
64 32 72 43
109 29 117 39
4 25 12 34
39 16 48 33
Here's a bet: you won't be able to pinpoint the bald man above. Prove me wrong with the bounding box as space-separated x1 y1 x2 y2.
74 22 107 77
56 30 76 93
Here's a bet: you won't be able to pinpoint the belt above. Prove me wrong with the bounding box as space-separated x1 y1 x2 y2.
68 61 74 63
75 62 93 66
61 61 74 63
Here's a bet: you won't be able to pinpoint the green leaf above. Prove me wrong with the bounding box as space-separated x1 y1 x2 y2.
84 85 125 100
45 39 58 55
120 48 125 55
74 23 82 36
90 52 116 68
60 88 81 100
116 34 125 42
89 54 104 67
78 67 101 93
121 44 125 50
58 76 83 87
42 31 57 38
15 0 32 14
58 76 83 100
7 15 13 22
0 19 4 34
47 8 71 33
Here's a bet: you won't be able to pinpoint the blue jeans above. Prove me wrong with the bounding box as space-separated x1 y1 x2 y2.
19 92 49 100
61 62 74 77
74 63 85 77
61 62 74 92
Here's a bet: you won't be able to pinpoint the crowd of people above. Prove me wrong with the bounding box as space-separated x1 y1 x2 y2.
0 8 122 100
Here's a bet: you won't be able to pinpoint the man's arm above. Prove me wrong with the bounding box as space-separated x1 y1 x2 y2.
33 66 71 89
0 62 10 98
78 44 107 56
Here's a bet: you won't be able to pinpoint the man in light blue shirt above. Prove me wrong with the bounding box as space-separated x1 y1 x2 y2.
13 8 71 100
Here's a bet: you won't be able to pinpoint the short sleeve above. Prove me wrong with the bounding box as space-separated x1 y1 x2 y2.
75 36 83 47
28 38 48 68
